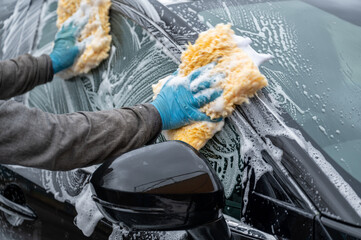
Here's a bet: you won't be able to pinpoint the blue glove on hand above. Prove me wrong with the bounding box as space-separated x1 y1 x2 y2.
151 63 224 130
50 19 87 74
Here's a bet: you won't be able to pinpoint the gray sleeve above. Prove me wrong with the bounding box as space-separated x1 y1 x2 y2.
0 101 162 171
0 54 54 100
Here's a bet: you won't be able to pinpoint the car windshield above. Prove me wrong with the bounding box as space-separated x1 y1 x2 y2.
194 0 361 187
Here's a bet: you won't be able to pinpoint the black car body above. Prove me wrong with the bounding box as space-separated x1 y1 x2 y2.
0 0 360 239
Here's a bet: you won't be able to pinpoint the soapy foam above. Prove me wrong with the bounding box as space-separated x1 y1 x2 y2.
233 35 273 66
74 184 104 237
158 0 192 5
108 225 187 240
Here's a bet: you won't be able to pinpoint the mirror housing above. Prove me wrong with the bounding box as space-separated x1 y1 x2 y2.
90 141 225 231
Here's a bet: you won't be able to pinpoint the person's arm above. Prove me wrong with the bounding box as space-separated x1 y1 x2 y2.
0 62 223 171
0 54 54 100
0 100 161 171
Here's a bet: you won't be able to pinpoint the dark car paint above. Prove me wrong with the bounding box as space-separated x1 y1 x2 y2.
1 0 361 239
0 166 190 240
243 153 315 239
0 165 112 239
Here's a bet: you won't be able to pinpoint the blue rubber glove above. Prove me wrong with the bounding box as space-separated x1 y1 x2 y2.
152 63 224 130
50 19 87 74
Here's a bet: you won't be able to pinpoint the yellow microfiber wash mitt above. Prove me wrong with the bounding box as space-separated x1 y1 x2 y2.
153 24 272 150
56 0 112 79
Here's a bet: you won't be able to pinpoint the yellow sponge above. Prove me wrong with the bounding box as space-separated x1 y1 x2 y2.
56 0 112 78
153 24 268 150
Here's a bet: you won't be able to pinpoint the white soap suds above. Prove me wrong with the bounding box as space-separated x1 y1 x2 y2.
108 225 130 240
158 0 192 5
225 215 277 240
306 141 361 215
166 62 223 91
62 1 90 29
230 110 274 212
40 170 78 203
198 15 204 23
194 88 216 99
209 121 225 135
189 62 217 89
233 35 273 67
108 225 187 240
74 184 104 237
319 125 327 135
222 1 234 25
212 97 225 112
166 75 189 87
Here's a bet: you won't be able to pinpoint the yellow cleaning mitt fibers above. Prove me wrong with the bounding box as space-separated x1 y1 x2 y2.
153 24 269 150
56 0 112 78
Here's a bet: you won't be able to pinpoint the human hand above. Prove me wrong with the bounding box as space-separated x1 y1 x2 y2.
151 63 224 130
50 17 88 74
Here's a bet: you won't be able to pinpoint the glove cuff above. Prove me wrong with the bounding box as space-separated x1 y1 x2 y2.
49 52 61 74
151 99 169 130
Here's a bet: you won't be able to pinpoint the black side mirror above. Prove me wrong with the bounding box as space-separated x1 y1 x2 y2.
90 141 226 232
